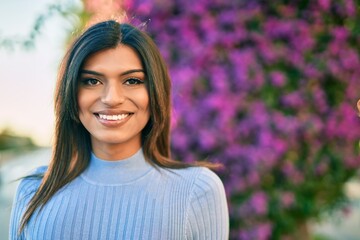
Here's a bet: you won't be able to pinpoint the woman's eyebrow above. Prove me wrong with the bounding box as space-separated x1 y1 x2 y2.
120 69 145 76
80 69 145 76
80 69 104 76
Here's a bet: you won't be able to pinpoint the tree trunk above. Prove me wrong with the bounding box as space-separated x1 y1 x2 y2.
282 221 310 240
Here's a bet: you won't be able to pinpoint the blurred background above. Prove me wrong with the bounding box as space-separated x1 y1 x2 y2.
1 0 360 239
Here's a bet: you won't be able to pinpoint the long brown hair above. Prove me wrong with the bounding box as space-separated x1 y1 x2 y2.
20 20 219 232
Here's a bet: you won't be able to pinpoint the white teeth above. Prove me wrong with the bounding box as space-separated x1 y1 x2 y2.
98 114 129 121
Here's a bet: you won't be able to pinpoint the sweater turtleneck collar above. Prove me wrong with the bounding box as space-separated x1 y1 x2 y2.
81 148 153 186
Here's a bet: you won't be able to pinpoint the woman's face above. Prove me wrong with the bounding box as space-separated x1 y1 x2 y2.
78 45 150 159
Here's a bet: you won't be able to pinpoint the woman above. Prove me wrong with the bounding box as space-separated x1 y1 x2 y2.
10 20 229 239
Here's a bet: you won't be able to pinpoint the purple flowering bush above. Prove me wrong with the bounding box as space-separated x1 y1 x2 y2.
123 0 360 239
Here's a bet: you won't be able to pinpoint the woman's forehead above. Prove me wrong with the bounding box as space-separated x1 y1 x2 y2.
82 45 143 71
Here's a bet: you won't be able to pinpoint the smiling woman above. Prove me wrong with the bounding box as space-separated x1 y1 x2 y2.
78 45 150 159
9 20 229 239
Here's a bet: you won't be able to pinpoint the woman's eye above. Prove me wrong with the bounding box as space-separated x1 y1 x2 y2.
82 78 101 86
124 78 144 85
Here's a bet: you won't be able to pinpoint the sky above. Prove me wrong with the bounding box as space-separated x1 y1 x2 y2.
0 0 81 146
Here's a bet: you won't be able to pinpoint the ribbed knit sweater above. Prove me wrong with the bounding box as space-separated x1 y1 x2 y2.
10 149 229 239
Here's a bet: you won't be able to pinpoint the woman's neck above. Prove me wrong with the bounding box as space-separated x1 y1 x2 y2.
81 148 152 185
91 142 142 161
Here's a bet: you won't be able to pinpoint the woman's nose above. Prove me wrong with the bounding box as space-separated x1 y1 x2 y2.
101 84 126 106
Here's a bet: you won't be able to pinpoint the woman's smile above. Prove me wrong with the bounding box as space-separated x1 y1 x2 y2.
97 113 131 121
94 112 133 127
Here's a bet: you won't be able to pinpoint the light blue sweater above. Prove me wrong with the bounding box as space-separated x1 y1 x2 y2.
10 149 229 239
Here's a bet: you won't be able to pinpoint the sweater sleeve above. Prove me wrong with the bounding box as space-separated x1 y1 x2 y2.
185 168 229 240
9 166 46 240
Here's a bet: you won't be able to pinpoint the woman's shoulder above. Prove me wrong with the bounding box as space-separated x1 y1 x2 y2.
165 166 225 195
16 166 48 197
191 167 225 195
29 165 48 175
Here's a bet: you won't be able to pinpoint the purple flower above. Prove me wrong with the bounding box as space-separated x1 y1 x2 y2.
256 223 272 240
331 27 349 41
270 71 286 87
282 91 305 109
281 192 295 208
318 0 331 11
250 191 268 215
345 0 356 16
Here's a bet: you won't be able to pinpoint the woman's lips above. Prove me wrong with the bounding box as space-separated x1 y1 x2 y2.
94 113 133 127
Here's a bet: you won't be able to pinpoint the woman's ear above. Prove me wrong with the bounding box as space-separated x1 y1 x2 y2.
357 99 360 114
